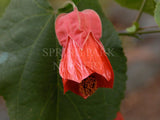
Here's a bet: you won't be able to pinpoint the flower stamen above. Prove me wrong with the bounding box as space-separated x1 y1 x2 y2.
79 75 97 97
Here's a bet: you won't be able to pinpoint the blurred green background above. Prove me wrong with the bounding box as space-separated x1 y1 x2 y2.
100 0 160 120
0 0 10 17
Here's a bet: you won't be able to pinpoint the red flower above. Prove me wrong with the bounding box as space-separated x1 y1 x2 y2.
55 8 114 99
114 112 124 120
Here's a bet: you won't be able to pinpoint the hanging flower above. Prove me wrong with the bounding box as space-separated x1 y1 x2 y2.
114 112 124 120
55 7 114 99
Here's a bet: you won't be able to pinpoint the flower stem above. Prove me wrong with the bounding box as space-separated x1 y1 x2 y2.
135 0 147 23
63 1 77 9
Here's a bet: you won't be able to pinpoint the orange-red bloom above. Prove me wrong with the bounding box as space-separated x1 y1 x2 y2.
55 8 114 99
114 112 124 120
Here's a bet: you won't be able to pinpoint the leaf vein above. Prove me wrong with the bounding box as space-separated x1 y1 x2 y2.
16 15 53 120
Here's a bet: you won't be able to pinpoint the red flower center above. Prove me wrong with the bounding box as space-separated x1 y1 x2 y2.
79 75 97 97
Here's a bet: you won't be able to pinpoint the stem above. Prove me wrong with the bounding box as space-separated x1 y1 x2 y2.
137 30 160 34
63 1 77 9
135 0 146 22
119 30 160 36
139 26 159 30
119 32 134 36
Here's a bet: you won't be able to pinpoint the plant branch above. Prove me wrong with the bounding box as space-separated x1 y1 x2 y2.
137 30 160 34
135 0 147 22
139 26 159 30
119 30 160 36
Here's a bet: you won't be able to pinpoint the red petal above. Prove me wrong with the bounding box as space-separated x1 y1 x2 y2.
59 37 93 83
62 79 84 98
93 73 113 88
62 73 113 99
59 33 114 84
80 33 114 82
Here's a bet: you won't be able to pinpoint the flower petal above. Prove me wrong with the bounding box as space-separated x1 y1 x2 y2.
80 9 102 41
93 73 113 88
114 112 124 120
60 33 114 84
59 37 93 83
62 73 113 99
62 79 84 97
80 33 114 82
55 8 102 48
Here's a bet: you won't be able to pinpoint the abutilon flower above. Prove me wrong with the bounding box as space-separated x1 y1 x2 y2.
55 7 114 99
114 112 124 120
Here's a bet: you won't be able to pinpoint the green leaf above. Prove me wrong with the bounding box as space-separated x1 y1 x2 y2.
0 0 127 120
115 0 156 15
126 22 139 33
0 0 10 17
155 2 160 26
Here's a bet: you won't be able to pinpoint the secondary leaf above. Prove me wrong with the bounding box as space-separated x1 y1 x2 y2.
126 22 139 33
115 0 156 15
155 2 160 26
0 0 10 17
0 0 127 120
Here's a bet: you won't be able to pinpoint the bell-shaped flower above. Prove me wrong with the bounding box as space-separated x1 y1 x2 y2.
55 8 114 99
